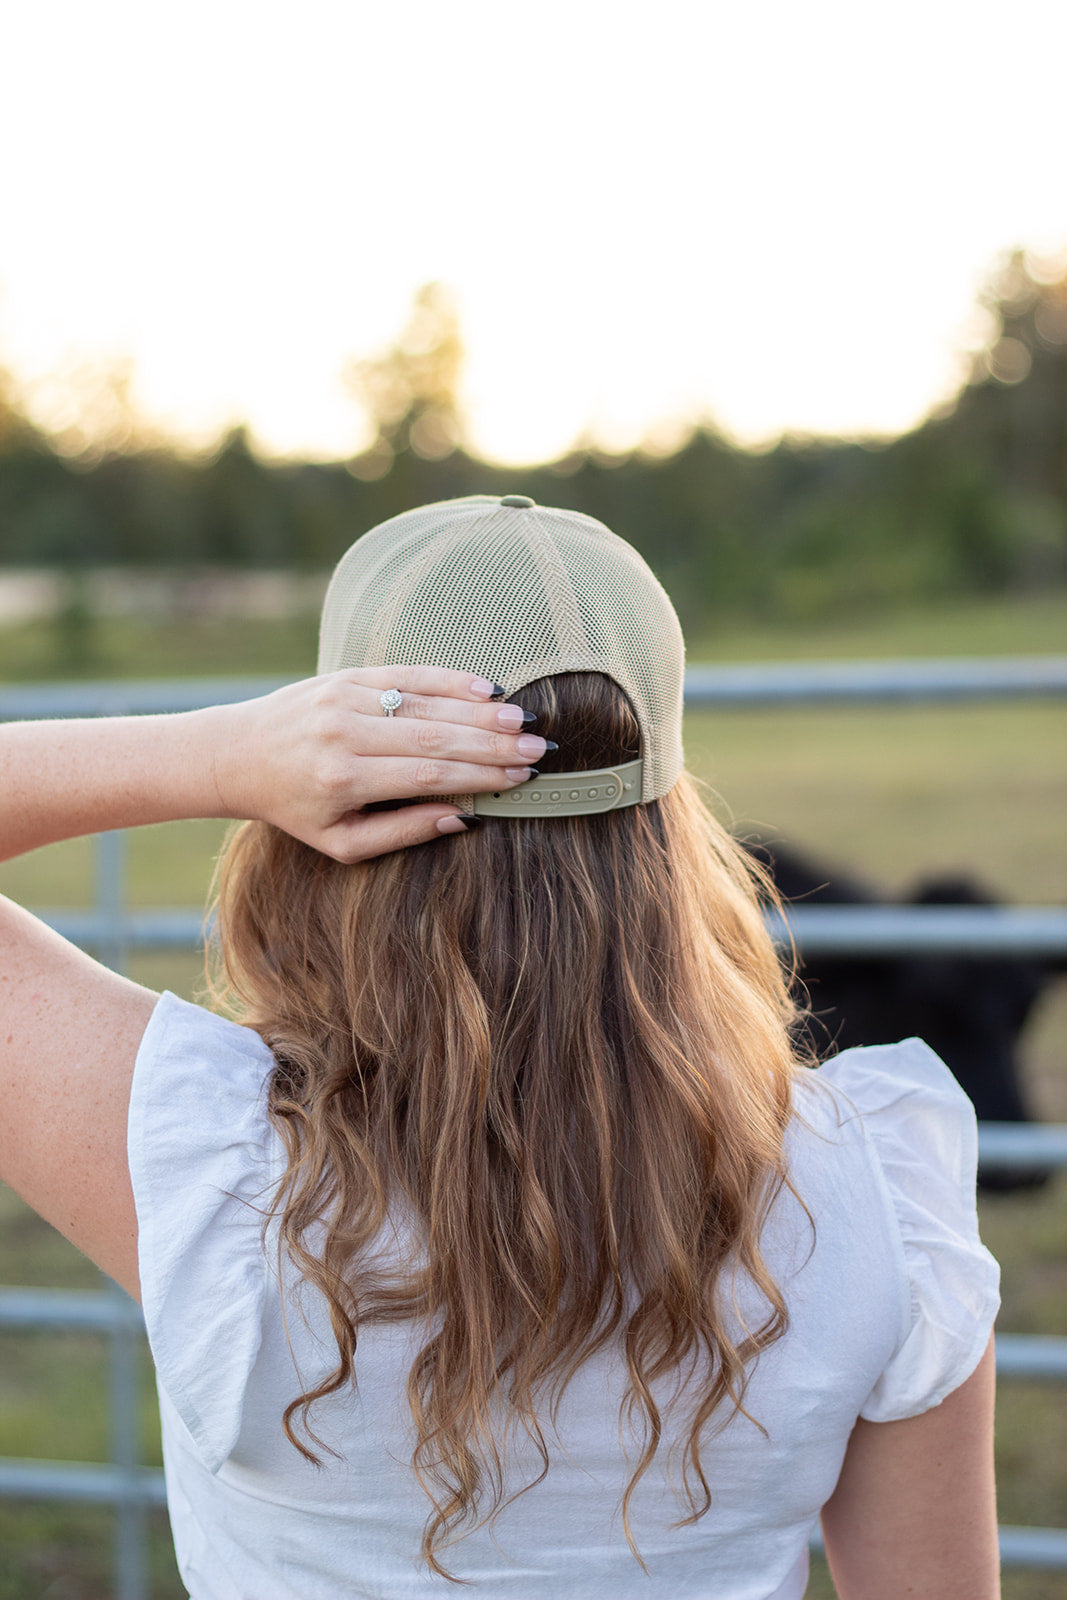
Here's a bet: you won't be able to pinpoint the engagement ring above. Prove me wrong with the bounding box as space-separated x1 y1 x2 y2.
379 689 402 717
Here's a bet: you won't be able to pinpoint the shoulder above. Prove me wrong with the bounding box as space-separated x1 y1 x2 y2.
791 1037 979 1188
129 991 280 1201
135 989 276 1077
130 994 283 1472
791 1038 999 1420
810 1035 975 1122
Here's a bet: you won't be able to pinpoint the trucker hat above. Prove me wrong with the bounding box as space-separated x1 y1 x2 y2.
317 494 685 817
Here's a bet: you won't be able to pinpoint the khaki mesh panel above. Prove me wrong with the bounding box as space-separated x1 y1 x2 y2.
318 496 685 803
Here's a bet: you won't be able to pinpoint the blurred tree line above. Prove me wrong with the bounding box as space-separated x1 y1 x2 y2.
1 258 1065 634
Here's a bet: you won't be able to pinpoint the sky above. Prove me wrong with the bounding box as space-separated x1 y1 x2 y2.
2 0 1066 466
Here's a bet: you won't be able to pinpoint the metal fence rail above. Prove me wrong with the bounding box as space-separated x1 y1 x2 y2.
1 661 1065 1595
684 654 1067 705
0 654 1065 721
27 902 1067 958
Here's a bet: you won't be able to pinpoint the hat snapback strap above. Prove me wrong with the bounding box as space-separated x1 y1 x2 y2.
471 759 644 818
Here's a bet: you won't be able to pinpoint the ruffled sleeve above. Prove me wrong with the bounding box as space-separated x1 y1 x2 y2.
127 991 282 1472
816 1037 1000 1422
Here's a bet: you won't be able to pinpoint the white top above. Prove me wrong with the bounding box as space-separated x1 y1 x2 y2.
129 993 1000 1600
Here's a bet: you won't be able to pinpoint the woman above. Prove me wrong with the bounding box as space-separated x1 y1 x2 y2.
0 496 999 1598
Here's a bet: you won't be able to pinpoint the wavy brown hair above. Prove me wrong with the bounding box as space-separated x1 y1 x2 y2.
210 673 805 1576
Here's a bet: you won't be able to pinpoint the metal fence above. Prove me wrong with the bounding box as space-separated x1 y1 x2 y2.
1 659 1066 1595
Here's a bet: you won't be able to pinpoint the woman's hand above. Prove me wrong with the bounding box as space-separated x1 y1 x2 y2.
208 665 546 862
0 666 548 866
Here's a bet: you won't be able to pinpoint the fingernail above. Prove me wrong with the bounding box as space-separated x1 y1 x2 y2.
470 677 498 698
436 816 468 834
505 766 535 783
489 684 508 701
517 734 547 759
454 813 482 826
496 704 525 730
521 709 537 724
544 740 559 752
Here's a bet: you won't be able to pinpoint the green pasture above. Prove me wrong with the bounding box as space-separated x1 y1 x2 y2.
0 597 1064 1597
0 587 1064 682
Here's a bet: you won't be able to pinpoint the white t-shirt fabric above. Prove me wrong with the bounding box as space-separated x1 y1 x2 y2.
128 992 1000 1600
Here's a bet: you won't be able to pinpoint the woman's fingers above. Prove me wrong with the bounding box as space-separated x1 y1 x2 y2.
349 665 505 701
331 676 534 737
318 804 470 864
302 675 548 769
346 714 549 768
345 757 535 805
359 687 533 733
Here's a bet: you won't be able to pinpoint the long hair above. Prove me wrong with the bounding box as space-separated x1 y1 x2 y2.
210 672 805 1576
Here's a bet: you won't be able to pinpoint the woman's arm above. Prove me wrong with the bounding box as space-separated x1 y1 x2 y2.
820 1336 999 1599
0 666 542 862
0 667 543 1299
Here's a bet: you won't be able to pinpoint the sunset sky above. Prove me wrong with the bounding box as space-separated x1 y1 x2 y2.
2 0 1066 465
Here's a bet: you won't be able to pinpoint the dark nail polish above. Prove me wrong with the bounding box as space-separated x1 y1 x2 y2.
525 768 540 779
456 813 482 826
489 683 507 700
521 710 537 724
544 740 559 752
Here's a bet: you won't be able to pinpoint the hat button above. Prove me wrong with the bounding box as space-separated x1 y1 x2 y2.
500 494 534 508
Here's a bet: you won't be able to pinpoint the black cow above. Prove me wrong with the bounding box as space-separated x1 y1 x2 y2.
745 842 1062 1191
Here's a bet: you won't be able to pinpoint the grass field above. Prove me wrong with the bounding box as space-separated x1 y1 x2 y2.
0 594 1064 1598
0 586 1064 682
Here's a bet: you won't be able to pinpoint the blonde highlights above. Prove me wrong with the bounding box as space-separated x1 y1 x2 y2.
210 674 804 1575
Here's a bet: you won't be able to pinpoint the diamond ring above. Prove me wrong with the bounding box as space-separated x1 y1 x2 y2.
379 688 402 718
